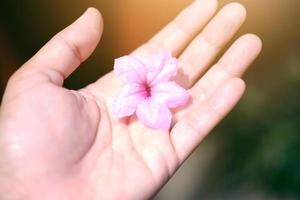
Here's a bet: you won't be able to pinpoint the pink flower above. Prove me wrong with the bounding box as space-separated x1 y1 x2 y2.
112 52 189 130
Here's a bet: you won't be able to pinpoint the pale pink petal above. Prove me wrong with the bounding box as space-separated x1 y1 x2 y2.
136 100 172 130
151 81 189 108
112 83 146 118
146 52 178 85
114 56 147 83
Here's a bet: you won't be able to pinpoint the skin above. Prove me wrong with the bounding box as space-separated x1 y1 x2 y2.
0 0 262 199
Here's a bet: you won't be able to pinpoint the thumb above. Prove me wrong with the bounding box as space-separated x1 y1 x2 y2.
11 7 103 86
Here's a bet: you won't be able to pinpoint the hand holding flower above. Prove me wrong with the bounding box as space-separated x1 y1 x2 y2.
0 1 261 199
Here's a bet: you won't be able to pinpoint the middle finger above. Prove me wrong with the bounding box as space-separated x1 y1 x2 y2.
175 3 247 88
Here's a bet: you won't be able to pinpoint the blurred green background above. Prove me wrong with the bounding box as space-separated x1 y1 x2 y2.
0 0 300 199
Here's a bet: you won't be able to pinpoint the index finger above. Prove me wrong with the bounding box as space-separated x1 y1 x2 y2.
132 0 218 58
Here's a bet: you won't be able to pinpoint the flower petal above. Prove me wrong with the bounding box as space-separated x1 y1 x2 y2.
151 81 189 108
114 56 147 83
112 83 146 118
146 52 178 85
136 100 172 130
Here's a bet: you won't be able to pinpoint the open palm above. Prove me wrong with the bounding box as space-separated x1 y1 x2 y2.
0 1 262 199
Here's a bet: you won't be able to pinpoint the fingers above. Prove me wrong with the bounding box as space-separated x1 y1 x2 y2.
176 3 247 88
190 34 262 103
171 78 245 163
132 0 218 58
18 8 103 85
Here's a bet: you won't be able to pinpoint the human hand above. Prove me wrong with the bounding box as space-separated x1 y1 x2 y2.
0 1 262 199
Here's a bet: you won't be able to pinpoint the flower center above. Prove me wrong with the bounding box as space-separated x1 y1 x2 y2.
143 83 152 98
